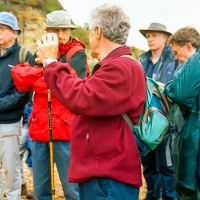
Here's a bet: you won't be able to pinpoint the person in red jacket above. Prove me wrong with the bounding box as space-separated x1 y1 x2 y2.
11 63 79 200
12 10 87 200
36 4 146 200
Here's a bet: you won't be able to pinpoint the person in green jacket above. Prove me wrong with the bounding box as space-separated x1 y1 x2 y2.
164 27 200 200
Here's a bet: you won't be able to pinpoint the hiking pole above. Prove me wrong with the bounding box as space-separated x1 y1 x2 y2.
47 88 55 200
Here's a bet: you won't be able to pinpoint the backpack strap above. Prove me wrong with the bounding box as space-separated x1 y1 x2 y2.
121 113 133 129
121 54 138 62
121 54 144 127
66 46 90 77
19 46 28 63
66 46 85 61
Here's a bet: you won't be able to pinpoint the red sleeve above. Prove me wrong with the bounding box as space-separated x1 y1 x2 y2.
43 60 145 117
11 62 43 92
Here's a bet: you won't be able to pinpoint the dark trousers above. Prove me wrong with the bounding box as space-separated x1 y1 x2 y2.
141 135 177 200
79 177 139 200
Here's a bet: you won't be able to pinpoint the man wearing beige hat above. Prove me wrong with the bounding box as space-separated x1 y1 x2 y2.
22 10 88 200
139 22 180 200
34 9 88 78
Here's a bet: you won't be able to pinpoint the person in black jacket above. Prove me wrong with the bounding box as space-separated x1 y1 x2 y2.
0 12 31 200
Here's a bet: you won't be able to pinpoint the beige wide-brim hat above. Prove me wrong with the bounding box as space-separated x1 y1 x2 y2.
44 10 77 30
139 23 172 38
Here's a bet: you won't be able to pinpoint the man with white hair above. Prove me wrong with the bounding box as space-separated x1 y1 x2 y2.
35 4 146 200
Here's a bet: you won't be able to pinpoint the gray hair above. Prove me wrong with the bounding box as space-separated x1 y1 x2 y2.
168 27 200 48
89 4 131 45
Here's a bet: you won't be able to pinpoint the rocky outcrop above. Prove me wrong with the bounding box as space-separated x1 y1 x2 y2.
1 0 63 53
17 6 46 53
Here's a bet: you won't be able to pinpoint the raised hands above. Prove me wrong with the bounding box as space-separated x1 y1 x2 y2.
35 33 58 66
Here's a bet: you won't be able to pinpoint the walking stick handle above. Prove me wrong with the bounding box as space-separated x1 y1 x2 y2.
47 88 55 200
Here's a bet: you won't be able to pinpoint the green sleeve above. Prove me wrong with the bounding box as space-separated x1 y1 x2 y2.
164 54 200 109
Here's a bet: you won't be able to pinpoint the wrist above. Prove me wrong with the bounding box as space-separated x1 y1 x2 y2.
43 58 57 67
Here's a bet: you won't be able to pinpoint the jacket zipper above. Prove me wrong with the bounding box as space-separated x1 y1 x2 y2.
86 132 95 161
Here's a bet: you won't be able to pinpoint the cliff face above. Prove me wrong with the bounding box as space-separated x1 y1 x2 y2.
1 0 63 53
16 6 46 53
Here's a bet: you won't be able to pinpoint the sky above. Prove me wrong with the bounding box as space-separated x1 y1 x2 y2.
58 0 200 51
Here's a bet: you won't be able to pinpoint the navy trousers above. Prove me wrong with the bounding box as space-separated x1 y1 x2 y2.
79 177 139 200
141 135 177 200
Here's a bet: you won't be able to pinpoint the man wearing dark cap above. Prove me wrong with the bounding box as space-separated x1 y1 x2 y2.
0 12 32 200
139 22 180 200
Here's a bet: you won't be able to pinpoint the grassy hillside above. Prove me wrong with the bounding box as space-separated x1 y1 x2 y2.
0 0 145 62
0 0 63 15
72 27 145 61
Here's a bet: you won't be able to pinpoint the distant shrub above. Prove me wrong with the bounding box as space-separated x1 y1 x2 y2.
131 46 145 60
38 0 63 15
72 27 90 49
72 27 145 60
0 3 4 11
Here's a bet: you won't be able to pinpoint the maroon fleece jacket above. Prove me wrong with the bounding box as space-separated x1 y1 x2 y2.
43 46 146 187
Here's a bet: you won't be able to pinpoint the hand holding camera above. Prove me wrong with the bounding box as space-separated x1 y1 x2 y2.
35 33 58 66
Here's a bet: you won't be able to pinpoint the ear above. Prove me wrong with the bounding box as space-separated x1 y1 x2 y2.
95 26 102 39
12 30 18 39
185 42 193 52
164 34 169 41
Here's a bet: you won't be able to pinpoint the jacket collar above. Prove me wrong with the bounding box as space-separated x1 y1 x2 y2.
92 46 132 74
101 46 132 63
0 40 19 57
140 46 172 63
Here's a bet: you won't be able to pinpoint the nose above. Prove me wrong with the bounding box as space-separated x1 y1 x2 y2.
57 30 64 37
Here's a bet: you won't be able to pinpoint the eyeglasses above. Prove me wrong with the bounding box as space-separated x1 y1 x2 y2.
0 27 11 32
